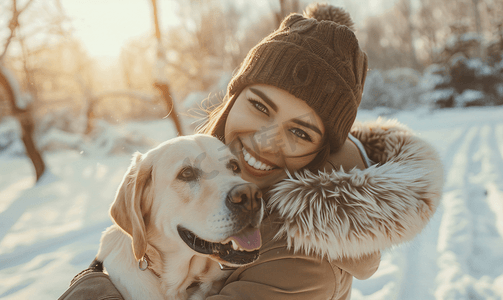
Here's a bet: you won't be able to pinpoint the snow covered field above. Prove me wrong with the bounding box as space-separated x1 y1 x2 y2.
1 107 503 299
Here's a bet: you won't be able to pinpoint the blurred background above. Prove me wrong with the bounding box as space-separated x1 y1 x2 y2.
1 0 503 181
1 1 503 299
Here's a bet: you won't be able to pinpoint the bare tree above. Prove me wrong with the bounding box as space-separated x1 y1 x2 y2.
399 0 420 69
0 0 45 182
274 0 300 27
117 0 275 105
0 0 34 60
151 0 184 136
360 7 418 70
471 0 483 57
359 0 503 68
155 0 244 99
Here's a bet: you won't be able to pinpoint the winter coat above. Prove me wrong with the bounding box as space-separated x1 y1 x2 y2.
58 262 124 300
59 119 443 300
206 119 444 300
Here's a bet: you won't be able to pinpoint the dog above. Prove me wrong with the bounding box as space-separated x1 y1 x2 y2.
96 134 264 300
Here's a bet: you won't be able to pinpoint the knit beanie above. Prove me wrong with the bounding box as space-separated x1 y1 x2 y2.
226 3 368 151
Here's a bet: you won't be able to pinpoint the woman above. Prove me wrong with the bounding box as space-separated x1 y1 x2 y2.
198 3 444 300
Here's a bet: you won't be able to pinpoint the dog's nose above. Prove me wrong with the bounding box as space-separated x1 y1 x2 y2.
227 183 262 213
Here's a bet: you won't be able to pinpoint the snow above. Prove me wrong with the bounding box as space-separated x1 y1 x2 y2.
445 32 480 49
361 68 437 110
352 107 503 300
37 129 84 153
2 107 503 299
455 89 485 107
466 58 494 77
419 72 446 92
420 88 455 106
0 117 25 157
497 84 503 97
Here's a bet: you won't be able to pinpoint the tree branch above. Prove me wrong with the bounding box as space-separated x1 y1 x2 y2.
0 0 35 61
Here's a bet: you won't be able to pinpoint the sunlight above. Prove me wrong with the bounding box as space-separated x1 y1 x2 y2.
2 0 503 298
61 0 180 59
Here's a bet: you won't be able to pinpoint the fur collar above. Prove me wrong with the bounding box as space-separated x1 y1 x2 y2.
267 119 444 260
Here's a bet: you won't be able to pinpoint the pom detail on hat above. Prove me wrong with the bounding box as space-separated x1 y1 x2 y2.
303 3 355 31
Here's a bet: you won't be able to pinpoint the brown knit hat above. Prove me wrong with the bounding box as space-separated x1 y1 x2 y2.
226 3 368 151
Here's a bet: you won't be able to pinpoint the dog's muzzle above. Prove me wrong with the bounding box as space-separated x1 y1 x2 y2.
177 226 260 265
226 183 262 227
177 183 264 266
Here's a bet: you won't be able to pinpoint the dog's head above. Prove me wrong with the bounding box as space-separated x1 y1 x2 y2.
110 134 263 267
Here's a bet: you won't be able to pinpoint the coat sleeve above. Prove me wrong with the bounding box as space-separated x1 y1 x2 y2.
334 251 381 280
206 253 339 300
324 137 367 172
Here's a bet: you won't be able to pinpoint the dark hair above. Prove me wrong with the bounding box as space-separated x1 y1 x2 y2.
196 93 237 142
197 92 331 173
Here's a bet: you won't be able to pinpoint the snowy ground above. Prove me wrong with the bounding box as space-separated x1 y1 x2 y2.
1 107 503 299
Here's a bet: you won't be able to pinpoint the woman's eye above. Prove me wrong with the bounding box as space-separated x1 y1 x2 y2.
248 99 269 116
289 128 312 142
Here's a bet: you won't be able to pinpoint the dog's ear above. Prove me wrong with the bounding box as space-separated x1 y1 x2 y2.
110 151 153 261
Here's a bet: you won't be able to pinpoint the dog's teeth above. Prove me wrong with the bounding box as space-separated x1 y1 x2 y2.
231 240 239 251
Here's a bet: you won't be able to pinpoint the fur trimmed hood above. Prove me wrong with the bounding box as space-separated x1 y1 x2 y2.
267 119 444 260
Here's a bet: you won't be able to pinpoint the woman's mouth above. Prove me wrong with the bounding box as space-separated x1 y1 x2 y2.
239 144 280 177
242 147 275 171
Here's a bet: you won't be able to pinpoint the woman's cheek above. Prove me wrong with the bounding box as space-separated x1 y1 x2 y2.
284 153 318 172
225 106 251 138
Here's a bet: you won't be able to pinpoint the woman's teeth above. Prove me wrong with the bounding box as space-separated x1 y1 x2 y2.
242 148 273 171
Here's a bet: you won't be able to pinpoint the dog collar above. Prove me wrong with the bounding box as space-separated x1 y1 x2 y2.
218 263 237 271
138 254 162 279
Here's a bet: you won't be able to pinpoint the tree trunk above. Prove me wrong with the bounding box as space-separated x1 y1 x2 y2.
75 74 95 135
154 82 184 136
275 0 286 27
275 0 300 27
18 109 45 181
403 0 420 69
472 0 483 57
151 0 184 136
0 0 45 182
0 66 45 182
84 99 95 135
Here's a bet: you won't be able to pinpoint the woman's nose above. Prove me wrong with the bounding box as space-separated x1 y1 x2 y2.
249 126 285 155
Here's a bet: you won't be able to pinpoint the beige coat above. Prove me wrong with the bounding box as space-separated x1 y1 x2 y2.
207 119 444 299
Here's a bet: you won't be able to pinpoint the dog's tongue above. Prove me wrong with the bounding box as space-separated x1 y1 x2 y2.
230 227 261 251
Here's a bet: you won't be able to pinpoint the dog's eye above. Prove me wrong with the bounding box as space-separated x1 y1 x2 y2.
228 160 241 174
177 167 197 181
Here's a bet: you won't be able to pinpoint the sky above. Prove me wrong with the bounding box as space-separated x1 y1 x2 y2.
0 0 397 64
60 0 181 59
57 0 395 60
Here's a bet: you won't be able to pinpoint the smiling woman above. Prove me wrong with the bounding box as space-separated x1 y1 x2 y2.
197 3 444 300
224 84 327 189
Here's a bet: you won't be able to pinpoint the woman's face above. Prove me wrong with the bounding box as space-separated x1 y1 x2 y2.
224 84 325 189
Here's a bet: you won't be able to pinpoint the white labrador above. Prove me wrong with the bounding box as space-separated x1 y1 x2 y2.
96 134 264 300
